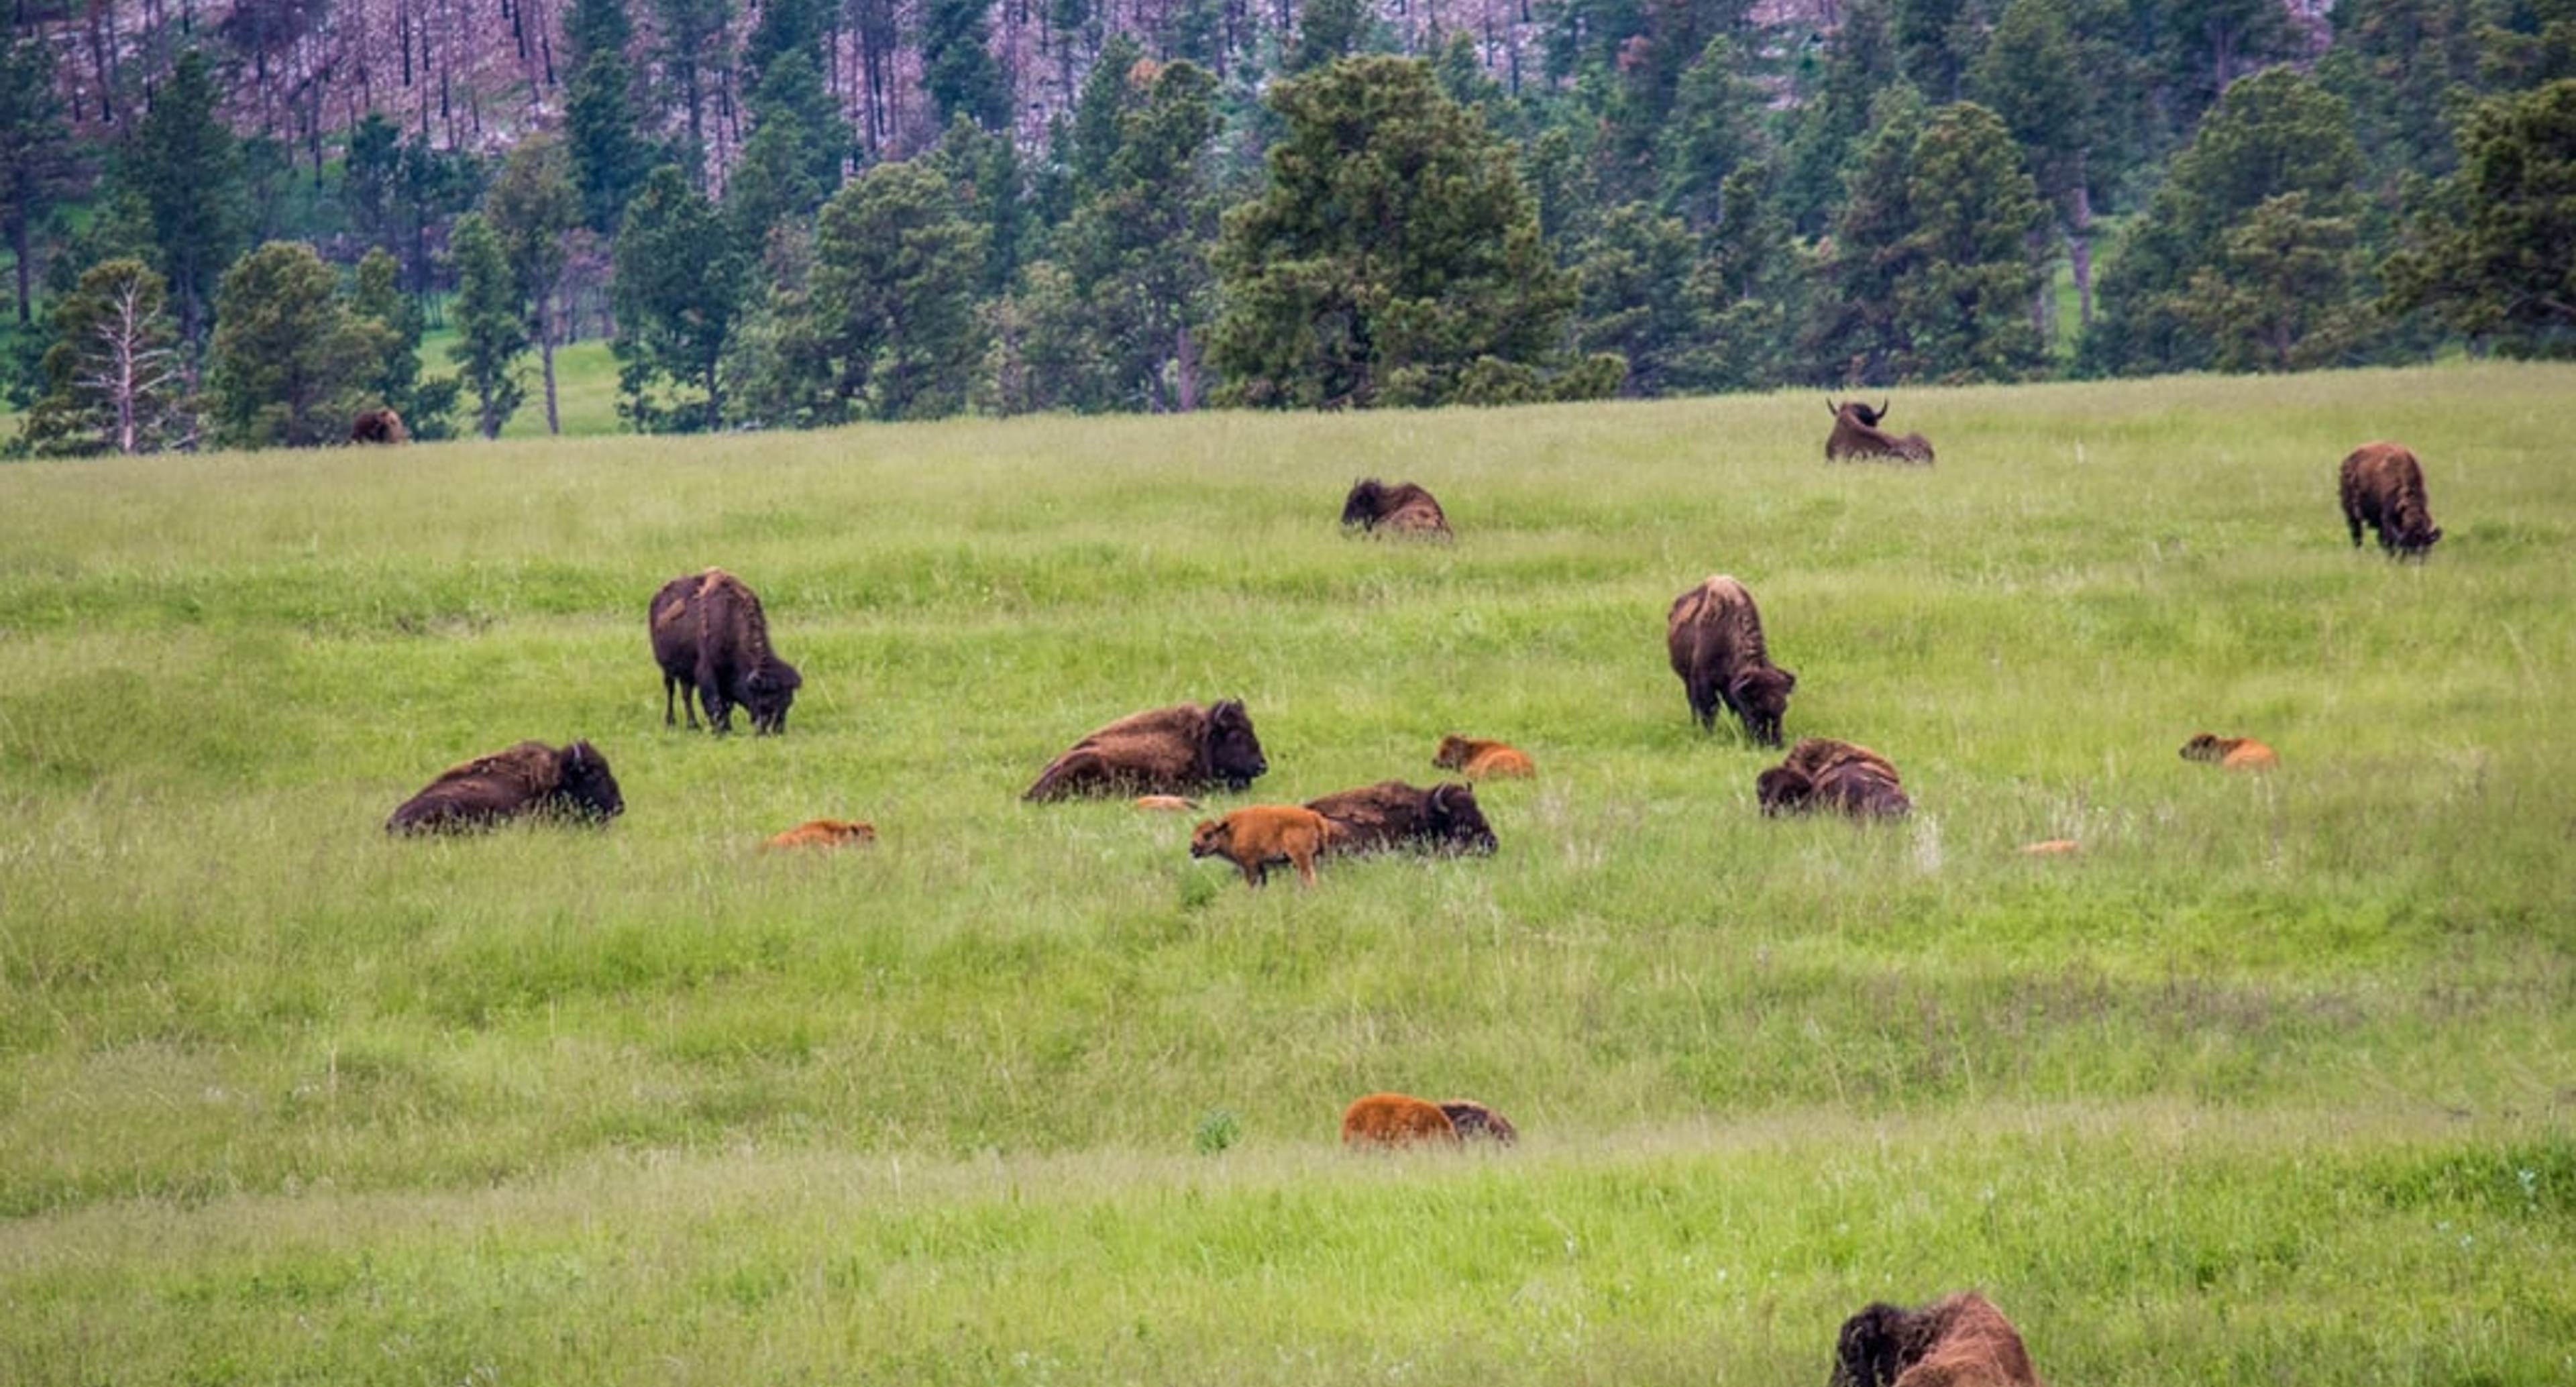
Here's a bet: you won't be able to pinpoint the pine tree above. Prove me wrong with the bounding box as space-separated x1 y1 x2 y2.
1573 202 1698 396
2383 78 2576 355
1286 0 1373 73
653 0 735 174
449 214 530 437
127 50 243 348
923 0 1009 129
811 160 990 420
205 241 384 448
1059 59 1223 410
1657 36 1767 230
1781 0 1900 234
342 113 404 252
612 166 749 431
0 28 72 325
1970 0 2095 325
350 246 453 440
566 0 653 233
21 258 195 455
1891 102 2048 381
1678 156 1805 392
1807 85 1929 383
484 135 581 433
2175 191 2369 370
2319 0 2493 186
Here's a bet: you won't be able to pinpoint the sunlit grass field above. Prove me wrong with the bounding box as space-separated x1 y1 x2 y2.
2 363 2571 1384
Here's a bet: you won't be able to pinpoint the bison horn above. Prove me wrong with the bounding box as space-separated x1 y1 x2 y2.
1824 396 1839 417
1876 398 1890 419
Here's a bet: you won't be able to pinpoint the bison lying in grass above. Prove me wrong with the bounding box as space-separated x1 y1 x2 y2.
765 818 877 848
1026 700 1269 800
386 739 624 834
1668 574 1796 745
1304 780 1497 856
349 407 408 444
1758 738 1911 820
1340 479 1453 537
2179 732 2277 770
1433 734 1535 778
1825 398 1933 463
1829 1291 2040 1387
650 567 804 735
2339 441 2442 559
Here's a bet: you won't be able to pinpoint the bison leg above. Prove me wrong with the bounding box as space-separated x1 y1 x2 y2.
1242 859 1267 888
1291 849 1318 887
2343 505 2364 549
663 673 676 727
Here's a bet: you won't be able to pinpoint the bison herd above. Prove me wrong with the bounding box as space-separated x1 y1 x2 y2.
376 408 2453 1378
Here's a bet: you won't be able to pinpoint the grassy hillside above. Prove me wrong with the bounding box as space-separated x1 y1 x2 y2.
2 364 2571 1384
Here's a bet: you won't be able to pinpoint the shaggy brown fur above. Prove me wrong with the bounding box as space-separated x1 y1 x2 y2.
1758 738 1911 819
2180 732 2278 770
1434 735 1536 779
1133 794 1201 812
765 818 877 848
1025 700 1269 800
1189 805 1344 887
1668 575 1797 745
1825 398 1934 464
1829 1291 2041 1387
386 740 624 834
350 408 408 444
1437 1099 1519 1145
1340 479 1454 537
2339 441 2443 558
1304 780 1498 856
1340 1093 1462 1148
649 569 803 735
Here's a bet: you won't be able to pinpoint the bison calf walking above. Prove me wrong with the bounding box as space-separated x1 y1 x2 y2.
1189 804 1344 887
2339 441 2443 558
1830 1291 2041 1387
1825 399 1934 464
1341 479 1453 537
386 739 625 834
1668 574 1797 745
1026 700 1269 800
650 568 804 734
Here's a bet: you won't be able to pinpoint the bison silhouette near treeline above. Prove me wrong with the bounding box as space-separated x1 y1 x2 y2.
349 408 408 444
1828 1291 2042 1387
1025 700 1269 800
1825 398 1935 463
1303 779 1498 856
1340 478 1454 537
1668 574 1796 745
650 567 803 735
386 739 625 834
2339 441 2443 559
1758 738 1912 820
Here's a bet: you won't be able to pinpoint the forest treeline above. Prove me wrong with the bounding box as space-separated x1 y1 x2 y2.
1 0 2570 453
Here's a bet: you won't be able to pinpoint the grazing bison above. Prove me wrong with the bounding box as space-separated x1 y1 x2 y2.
1340 479 1453 537
1829 1292 2041 1387
650 568 803 735
1758 738 1911 820
1304 780 1498 856
1433 734 1536 779
350 407 408 444
1825 398 1934 464
1340 1093 1461 1148
1025 700 1269 800
2339 441 2442 558
766 818 877 848
2179 732 2277 770
1189 804 1345 887
1668 575 1797 745
386 739 624 834
1438 1099 1519 1145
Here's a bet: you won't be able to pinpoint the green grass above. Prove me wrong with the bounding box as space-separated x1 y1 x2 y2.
1 363 2571 1384
416 328 626 439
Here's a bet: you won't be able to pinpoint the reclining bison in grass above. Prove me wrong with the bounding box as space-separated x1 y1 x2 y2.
650 568 804 735
1303 779 1497 856
1829 1291 2041 1387
1668 574 1796 745
350 408 408 444
1026 700 1269 800
1825 399 1933 464
1758 738 1911 820
386 739 624 834
1340 479 1453 538
2339 441 2442 559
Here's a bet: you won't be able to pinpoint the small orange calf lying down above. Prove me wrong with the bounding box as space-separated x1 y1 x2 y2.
2179 732 2277 770
1134 794 1199 812
1829 1291 2042 1387
1189 805 1346 887
1340 1093 1519 1148
765 818 877 848
1433 734 1535 778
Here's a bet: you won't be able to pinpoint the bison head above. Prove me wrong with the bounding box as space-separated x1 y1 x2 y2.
745 659 802 735
1756 766 1813 815
1203 700 1268 789
1187 819 1228 858
2396 515 2443 557
1730 667 1796 746
2179 732 2222 763
1341 479 1388 529
1432 734 1472 770
1828 1303 1909 1387
555 740 625 822
1425 781 1499 854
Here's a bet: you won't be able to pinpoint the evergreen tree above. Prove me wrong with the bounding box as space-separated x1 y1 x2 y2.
485 135 580 433
2176 191 2369 370
810 160 990 421
612 166 750 431
566 0 653 233
2318 0 2493 186
930 116 1030 294
1677 156 1805 391
745 50 849 195
342 113 404 252
205 241 387 448
976 260 1110 413
1781 0 1900 233
1970 0 2096 325
1890 0 1989 101
350 245 454 439
1572 202 1697 396
393 133 482 297
1070 32 1146 200
1596 0 1743 202
20 259 195 456
2479 0 2576 90
1211 56 1589 408
127 50 243 348
1059 59 1223 410
1891 102 2049 381
653 0 736 173
923 0 1009 129
2383 78 2576 355
449 214 530 437
0 27 72 325
1807 86 1929 383
1287 0 1374 73
1657 36 1767 229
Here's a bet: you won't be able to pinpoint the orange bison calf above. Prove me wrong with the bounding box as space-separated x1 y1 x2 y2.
1668 574 1796 745
1433 735 1535 779
2339 441 2442 559
1189 805 1343 887
2180 732 2277 770
1133 794 1200 813
1341 478 1453 537
650 567 804 735
1758 738 1912 819
1437 1099 1519 1145
766 818 877 848
1830 1291 2041 1387
386 740 624 834
1340 1093 1462 1148
1026 700 1269 800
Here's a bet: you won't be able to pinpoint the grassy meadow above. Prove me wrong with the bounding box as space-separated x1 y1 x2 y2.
1 363 2572 1384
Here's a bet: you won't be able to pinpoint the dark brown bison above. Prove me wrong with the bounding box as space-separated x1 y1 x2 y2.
1825 399 1933 464
1304 779 1497 855
1024 700 1269 800
350 408 408 444
1340 479 1453 537
1668 574 1796 745
2339 441 2442 558
1438 1099 1519 1145
649 568 803 735
386 739 624 834
1758 737 1911 820
1829 1291 2041 1387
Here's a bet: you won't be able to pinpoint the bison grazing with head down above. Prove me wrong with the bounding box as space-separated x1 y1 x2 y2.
1438 1099 1519 1145
1825 399 1934 464
1829 1291 2041 1387
1340 1093 1462 1148
386 739 624 834
1341 479 1453 537
650 568 803 735
350 408 408 444
1025 700 1269 800
1668 574 1796 745
2339 441 2442 559
1304 779 1498 855
1758 738 1911 820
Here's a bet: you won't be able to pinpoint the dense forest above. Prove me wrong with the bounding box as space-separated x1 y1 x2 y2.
0 0 2569 451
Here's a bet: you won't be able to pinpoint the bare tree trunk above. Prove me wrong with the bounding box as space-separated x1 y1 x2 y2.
2068 154 2094 328
541 300 561 434
1174 324 1198 411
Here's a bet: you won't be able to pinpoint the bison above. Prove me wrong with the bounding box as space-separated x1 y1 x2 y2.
1025 700 1269 800
1341 479 1453 538
650 568 803 735
2339 441 2442 558
350 407 408 444
1825 398 1933 464
2179 732 2277 770
1758 737 1911 820
766 818 877 848
1189 804 1345 887
1134 794 1201 813
1340 1093 1461 1148
1433 734 1536 779
386 739 624 834
1438 1099 1519 1145
1304 779 1497 856
1829 1291 2041 1387
1668 574 1796 745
